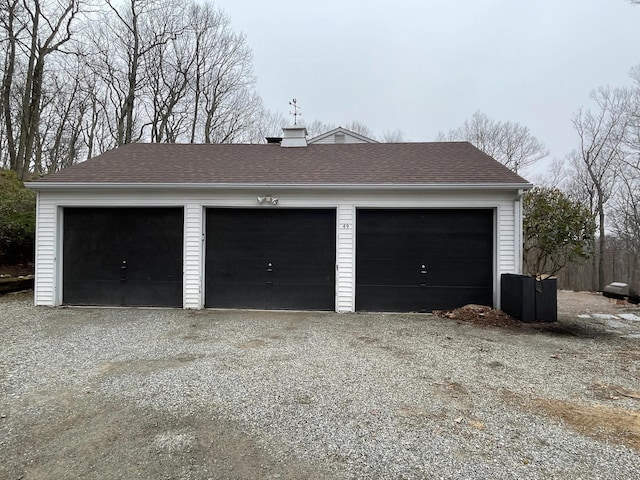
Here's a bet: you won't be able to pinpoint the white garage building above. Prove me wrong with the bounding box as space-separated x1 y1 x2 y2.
27 127 532 312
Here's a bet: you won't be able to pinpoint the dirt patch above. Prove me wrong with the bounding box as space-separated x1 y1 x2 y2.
533 399 640 451
433 304 521 327
433 380 469 399
501 389 640 452
1 389 330 480
237 338 268 349
524 319 620 339
590 383 640 401
558 289 638 315
0 263 34 277
433 291 640 333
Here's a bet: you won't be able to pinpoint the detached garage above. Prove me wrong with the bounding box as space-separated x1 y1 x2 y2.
27 126 532 312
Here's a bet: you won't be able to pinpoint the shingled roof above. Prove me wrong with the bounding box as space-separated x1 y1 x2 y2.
30 142 531 187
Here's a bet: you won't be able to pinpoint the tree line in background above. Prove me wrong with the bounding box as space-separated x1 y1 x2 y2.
441 76 640 292
0 0 278 180
0 0 402 182
1 0 639 294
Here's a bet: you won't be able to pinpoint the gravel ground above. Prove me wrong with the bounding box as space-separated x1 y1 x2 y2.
1 291 640 479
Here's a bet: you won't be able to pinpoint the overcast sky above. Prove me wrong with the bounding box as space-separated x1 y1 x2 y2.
220 0 639 177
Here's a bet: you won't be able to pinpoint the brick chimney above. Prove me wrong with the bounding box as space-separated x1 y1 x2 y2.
280 126 308 147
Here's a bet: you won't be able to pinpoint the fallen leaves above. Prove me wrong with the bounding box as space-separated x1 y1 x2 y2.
433 304 520 327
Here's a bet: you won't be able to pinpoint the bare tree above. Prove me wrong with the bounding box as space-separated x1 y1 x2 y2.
344 120 374 139
529 157 567 188
301 119 383 140
302 119 336 137
381 129 405 142
1 0 81 179
437 111 501 155
183 1 262 144
85 0 263 146
95 0 187 146
0 0 270 178
572 86 634 290
437 111 547 174
145 25 194 143
37 57 89 173
611 164 640 290
241 108 284 143
627 65 640 155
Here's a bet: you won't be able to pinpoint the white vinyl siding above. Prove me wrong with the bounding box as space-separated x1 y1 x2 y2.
33 196 57 306
32 188 522 311
336 205 355 312
184 204 203 308
311 134 370 144
497 203 516 274
496 203 516 308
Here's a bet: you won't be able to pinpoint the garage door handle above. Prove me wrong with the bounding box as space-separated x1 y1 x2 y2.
120 260 127 282
420 264 428 274
266 281 273 285
267 262 273 273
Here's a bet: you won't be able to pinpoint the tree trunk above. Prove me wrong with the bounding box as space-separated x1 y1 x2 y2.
1 0 19 176
597 200 606 291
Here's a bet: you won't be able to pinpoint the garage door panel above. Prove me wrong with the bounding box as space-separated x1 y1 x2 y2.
357 259 491 288
63 208 183 307
207 285 273 309
357 286 493 312
205 208 336 310
271 264 334 285
426 259 492 286
122 281 183 305
356 258 430 286
356 209 493 312
209 257 269 284
209 284 335 310
63 280 125 306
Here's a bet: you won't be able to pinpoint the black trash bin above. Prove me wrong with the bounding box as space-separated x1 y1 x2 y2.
501 274 536 322
501 274 557 322
535 277 557 322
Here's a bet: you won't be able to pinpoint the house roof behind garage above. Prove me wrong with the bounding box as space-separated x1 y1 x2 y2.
30 142 531 187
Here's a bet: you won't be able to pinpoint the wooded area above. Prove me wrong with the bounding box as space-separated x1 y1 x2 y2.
0 0 278 179
442 82 640 293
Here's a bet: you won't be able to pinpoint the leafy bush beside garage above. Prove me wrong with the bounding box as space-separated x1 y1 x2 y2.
0 170 36 266
523 186 596 277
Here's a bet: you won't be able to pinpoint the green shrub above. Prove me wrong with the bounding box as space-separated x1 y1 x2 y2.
0 170 36 265
523 186 596 277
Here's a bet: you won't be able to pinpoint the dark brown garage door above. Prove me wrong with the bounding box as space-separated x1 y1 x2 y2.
205 208 336 310
356 209 493 312
63 207 184 307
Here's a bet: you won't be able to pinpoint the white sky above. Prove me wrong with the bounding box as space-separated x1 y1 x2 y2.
220 0 640 178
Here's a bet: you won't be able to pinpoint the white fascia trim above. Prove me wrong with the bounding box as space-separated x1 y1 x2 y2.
25 182 534 191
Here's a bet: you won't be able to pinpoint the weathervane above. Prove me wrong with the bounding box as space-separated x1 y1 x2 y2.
289 98 301 125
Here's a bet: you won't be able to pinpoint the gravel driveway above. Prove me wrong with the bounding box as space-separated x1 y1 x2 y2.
1 291 640 479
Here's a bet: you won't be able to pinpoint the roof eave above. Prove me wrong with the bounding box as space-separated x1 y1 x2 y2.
26 182 534 191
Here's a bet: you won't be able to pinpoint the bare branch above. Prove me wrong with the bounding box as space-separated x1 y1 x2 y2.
437 111 547 174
